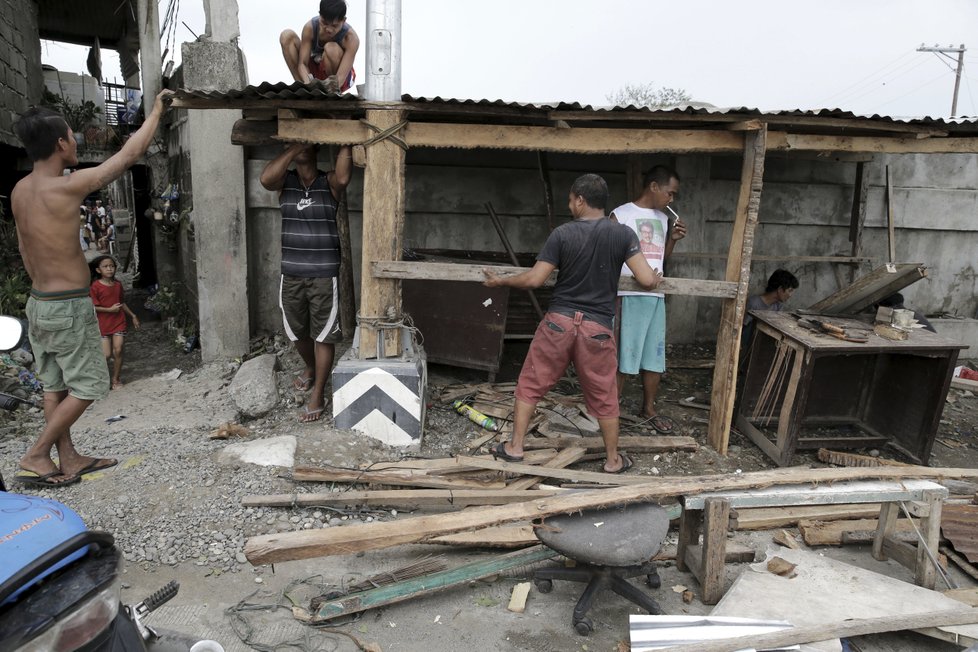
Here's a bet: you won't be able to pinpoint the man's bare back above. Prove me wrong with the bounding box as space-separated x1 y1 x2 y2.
13 171 93 292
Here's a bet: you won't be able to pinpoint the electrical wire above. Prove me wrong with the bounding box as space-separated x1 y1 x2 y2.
819 51 919 106
826 57 933 109
870 72 955 114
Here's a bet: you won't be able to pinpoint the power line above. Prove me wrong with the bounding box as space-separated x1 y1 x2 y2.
870 72 951 115
826 57 933 109
819 51 919 105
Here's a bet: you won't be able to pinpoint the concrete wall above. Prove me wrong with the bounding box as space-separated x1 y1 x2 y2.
0 0 42 148
235 146 978 348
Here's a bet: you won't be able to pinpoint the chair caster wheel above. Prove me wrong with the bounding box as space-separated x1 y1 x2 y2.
574 618 593 636
646 573 661 589
534 578 553 594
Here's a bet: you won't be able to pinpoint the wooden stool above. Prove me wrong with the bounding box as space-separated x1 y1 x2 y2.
677 480 948 604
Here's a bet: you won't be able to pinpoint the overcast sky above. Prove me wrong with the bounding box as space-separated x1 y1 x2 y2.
41 0 978 119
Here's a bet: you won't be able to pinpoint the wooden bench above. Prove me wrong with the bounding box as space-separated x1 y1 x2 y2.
676 479 948 604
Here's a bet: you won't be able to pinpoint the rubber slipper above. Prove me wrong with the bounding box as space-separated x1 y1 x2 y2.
14 471 81 487
299 406 324 423
489 442 524 463
293 374 314 391
649 414 675 435
77 458 119 476
606 453 634 474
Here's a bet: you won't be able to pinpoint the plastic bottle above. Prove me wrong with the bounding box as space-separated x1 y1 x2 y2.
452 400 499 431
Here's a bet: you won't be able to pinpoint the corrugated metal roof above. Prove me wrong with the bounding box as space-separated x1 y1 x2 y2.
942 504 978 564
173 81 978 130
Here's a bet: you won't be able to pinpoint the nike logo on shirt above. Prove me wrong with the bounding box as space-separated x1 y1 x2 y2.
296 198 315 211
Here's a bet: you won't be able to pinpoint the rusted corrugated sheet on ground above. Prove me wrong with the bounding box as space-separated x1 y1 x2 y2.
942 504 978 563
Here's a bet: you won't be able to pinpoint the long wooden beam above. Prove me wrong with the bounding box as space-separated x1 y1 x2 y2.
371 261 737 298
243 465 978 564
767 132 978 153
228 116 978 154
279 118 978 154
278 117 746 153
548 110 949 136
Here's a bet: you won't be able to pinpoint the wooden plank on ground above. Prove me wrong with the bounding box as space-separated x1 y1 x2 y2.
731 504 882 530
808 263 927 315
371 261 737 298
507 447 587 491
245 466 978 564
522 435 698 453
292 465 506 490
308 545 558 622
431 525 536 548
361 449 556 473
242 489 565 509
798 517 913 546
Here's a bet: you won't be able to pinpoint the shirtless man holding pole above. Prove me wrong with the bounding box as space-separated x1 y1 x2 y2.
11 89 172 487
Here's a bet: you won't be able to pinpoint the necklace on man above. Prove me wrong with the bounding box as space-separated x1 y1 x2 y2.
301 177 315 198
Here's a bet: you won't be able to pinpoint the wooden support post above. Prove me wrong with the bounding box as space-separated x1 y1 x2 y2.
873 501 900 561
676 505 702 573
359 109 406 359
700 497 731 604
848 161 869 283
707 127 767 454
626 154 644 201
915 490 944 589
885 165 896 263
537 151 556 232
335 187 357 339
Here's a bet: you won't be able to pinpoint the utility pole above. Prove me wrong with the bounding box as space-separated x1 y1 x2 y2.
917 43 966 117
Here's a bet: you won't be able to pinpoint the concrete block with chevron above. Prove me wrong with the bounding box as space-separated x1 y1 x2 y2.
332 345 427 446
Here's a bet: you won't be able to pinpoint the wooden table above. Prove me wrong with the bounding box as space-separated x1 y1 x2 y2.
677 480 948 604
737 311 966 466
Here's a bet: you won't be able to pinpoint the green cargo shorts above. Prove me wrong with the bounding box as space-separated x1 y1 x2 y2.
279 275 343 343
26 293 110 400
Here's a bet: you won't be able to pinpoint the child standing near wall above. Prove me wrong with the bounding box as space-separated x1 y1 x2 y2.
90 256 140 389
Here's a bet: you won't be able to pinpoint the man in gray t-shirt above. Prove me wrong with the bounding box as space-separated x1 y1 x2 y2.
742 269 799 353
483 174 662 474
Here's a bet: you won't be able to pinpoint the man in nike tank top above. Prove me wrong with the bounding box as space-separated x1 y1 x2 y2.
260 143 353 422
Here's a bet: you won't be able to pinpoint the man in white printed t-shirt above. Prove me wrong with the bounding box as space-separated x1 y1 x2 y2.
611 165 687 434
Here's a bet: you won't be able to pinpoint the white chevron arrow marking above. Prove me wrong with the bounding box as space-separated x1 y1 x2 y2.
350 409 416 447
333 367 421 415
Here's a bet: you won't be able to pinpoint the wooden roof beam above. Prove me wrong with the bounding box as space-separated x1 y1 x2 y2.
278 117 746 153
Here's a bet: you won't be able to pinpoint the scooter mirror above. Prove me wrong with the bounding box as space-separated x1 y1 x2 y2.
0 316 25 352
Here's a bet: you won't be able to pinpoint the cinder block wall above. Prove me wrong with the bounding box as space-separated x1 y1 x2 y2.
240 147 978 345
0 0 42 148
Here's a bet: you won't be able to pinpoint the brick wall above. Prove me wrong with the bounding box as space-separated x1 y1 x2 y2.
0 0 42 148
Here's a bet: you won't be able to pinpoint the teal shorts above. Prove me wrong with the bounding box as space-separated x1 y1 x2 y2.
617 295 666 375
26 292 110 400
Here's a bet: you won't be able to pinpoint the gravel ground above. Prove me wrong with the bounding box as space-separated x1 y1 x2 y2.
2 315 976 651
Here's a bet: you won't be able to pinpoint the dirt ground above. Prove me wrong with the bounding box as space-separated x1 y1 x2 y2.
4 290 978 651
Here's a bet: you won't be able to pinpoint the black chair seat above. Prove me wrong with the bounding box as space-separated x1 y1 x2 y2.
535 502 669 566
533 502 670 636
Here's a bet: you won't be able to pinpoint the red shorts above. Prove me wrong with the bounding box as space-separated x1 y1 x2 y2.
515 311 620 419
310 58 356 92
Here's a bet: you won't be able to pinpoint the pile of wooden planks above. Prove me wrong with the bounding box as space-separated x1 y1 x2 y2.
437 381 607 437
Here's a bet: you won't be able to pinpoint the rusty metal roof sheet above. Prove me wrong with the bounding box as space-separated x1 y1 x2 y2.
173 82 978 129
942 504 978 564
